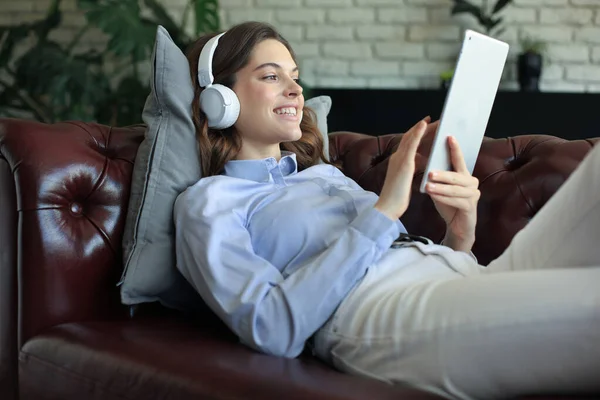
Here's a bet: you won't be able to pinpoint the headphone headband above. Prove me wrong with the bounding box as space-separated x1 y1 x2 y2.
198 32 226 88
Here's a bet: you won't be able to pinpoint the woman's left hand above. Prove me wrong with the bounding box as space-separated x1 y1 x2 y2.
425 136 480 253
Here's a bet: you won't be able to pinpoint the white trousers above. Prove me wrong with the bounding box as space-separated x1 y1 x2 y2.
313 142 600 400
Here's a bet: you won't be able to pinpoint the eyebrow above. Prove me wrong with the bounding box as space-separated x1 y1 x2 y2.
253 62 299 73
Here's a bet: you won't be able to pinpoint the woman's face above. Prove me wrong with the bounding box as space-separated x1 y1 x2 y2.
232 39 304 158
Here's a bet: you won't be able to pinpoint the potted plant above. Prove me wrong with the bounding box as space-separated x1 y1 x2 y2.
440 69 455 90
517 35 547 92
0 0 220 125
450 0 514 37
441 0 513 88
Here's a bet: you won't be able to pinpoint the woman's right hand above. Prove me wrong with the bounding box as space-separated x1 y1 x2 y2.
374 117 437 221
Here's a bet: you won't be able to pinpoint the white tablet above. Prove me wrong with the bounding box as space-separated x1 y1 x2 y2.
419 30 509 194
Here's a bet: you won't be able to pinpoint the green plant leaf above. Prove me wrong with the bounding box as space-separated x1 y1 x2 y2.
78 0 156 63
489 16 503 31
2 0 205 124
450 0 510 33
451 0 482 18
519 35 548 55
0 82 23 113
14 41 111 122
451 0 492 29
143 0 179 34
74 49 104 65
194 0 220 36
139 0 190 51
30 0 62 40
0 24 31 68
95 76 148 125
0 4 63 68
492 0 513 15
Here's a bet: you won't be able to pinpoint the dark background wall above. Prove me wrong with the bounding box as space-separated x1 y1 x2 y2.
311 89 600 140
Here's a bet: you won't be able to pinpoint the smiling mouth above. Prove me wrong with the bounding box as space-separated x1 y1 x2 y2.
273 107 297 116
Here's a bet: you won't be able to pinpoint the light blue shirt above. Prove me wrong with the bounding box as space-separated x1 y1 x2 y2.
174 152 406 358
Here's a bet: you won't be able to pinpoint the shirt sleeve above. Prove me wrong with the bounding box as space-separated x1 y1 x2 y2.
336 167 408 234
174 192 400 359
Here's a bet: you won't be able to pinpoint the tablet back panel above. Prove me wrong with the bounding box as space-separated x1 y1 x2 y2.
420 30 509 193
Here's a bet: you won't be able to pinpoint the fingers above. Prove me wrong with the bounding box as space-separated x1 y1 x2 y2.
447 136 469 174
394 117 434 166
428 170 478 188
426 120 440 135
429 193 479 212
426 182 480 199
400 119 428 155
410 120 428 148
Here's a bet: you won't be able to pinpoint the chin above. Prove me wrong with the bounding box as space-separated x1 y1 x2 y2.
288 128 303 142
275 126 302 143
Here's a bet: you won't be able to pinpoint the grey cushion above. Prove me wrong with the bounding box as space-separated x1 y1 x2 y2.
120 26 202 309
305 95 331 161
120 25 333 310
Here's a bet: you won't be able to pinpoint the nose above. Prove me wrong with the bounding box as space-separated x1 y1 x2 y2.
284 77 303 98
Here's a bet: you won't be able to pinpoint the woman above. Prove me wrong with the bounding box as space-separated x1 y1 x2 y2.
174 21 600 400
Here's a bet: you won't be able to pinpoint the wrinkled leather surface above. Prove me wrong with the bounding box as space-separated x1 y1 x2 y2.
1 118 598 400
19 316 441 400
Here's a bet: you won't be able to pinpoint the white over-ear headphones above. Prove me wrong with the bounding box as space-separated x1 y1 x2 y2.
197 32 241 129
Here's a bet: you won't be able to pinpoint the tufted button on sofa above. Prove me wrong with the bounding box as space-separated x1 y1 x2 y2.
0 118 597 400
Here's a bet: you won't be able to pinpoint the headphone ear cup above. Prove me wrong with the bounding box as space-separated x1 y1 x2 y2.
199 84 240 130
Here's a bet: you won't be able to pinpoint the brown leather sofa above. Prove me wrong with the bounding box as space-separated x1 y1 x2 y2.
1 117 598 400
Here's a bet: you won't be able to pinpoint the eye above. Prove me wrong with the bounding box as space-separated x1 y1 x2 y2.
263 75 278 81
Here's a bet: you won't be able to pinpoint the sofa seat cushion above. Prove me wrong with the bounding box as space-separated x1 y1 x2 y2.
19 317 442 400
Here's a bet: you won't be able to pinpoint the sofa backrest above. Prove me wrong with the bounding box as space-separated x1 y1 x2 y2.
329 131 598 265
0 118 597 394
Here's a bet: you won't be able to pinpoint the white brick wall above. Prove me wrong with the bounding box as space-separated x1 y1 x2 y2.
3 0 600 92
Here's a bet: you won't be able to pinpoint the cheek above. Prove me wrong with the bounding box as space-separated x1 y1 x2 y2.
238 83 276 113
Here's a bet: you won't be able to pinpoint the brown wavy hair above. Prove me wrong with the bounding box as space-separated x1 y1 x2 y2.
186 21 331 177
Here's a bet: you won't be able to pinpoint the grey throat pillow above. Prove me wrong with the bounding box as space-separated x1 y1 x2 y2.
120 25 333 310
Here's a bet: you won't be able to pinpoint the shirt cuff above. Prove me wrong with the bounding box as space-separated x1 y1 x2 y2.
350 207 401 253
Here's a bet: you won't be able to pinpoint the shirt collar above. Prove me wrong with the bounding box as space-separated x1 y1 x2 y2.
223 151 298 182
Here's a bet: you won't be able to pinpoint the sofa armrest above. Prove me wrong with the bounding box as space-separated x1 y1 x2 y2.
0 119 145 348
329 131 598 265
0 150 18 399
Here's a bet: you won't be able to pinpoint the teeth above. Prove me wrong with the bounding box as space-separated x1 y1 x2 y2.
275 107 297 116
